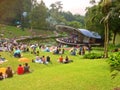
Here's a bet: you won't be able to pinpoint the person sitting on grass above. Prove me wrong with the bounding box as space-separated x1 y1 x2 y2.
14 48 21 58
53 47 59 54
70 50 76 56
32 56 43 63
58 55 63 63
0 55 5 61
46 56 51 63
24 63 30 73
63 56 73 64
44 46 50 52
41 55 48 64
17 64 24 75
0 72 4 80
5 66 13 78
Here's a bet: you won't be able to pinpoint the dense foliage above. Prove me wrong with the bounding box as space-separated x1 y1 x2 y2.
108 52 120 72
85 0 120 45
83 52 103 59
0 0 85 30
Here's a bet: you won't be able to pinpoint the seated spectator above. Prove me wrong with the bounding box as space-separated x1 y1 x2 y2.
63 56 69 63
0 55 5 61
0 72 4 80
44 47 50 52
70 50 76 55
58 55 63 63
14 48 21 58
32 56 43 63
53 48 59 54
17 64 24 75
0 55 7 64
46 56 51 63
24 63 30 73
63 56 73 64
59 48 65 54
41 56 48 64
5 66 13 78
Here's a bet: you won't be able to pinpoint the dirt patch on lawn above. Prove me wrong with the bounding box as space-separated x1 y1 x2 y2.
114 87 120 90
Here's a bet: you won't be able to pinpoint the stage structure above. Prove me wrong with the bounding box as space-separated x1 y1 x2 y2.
56 25 102 46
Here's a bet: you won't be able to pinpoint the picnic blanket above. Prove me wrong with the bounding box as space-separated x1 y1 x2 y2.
0 60 8 64
0 68 6 74
18 58 30 62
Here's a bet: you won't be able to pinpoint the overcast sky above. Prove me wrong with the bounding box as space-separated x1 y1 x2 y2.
37 0 100 16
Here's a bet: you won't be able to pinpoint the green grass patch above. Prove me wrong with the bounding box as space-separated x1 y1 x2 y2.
0 25 54 39
0 50 120 90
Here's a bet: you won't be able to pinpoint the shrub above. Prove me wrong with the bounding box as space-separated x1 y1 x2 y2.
83 53 103 59
108 52 120 72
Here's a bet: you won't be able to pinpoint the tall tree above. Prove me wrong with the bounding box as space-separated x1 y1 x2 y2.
0 0 23 25
49 1 65 24
109 0 120 45
100 0 120 57
85 0 120 57
85 5 104 39
0 0 34 26
30 0 47 29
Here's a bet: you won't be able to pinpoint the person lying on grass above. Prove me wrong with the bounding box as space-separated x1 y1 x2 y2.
0 55 7 64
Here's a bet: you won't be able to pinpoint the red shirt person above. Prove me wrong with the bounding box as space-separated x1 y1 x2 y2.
17 64 24 75
59 55 63 63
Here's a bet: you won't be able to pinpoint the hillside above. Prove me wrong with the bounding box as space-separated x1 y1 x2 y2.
0 25 54 39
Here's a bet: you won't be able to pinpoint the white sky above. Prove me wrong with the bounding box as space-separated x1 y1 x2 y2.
37 0 100 16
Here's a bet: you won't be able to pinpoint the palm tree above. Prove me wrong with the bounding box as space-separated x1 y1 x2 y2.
100 0 120 57
100 0 112 58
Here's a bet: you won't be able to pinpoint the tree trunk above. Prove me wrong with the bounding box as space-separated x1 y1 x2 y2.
113 32 117 45
104 21 109 58
104 22 107 58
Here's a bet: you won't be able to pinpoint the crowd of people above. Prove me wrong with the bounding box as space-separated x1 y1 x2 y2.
0 37 92 81
0 63 31 80
32 55 51 64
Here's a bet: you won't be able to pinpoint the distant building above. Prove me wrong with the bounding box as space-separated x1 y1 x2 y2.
56 25 102 46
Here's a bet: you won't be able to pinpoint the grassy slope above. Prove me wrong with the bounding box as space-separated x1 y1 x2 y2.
0 25 54 39
0 50 120 90
0 25 120 90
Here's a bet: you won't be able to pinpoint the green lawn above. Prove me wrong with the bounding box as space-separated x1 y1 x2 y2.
0 50 120 90
0 25 54 39
0 25 120 90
